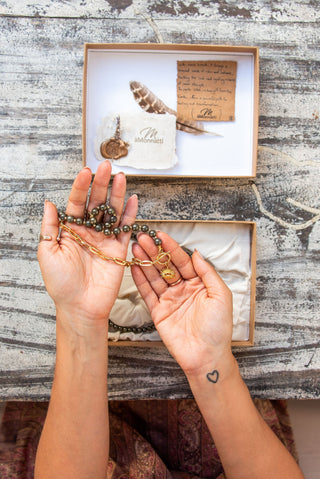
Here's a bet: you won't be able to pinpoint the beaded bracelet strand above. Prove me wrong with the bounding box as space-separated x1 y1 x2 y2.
108 319 156 333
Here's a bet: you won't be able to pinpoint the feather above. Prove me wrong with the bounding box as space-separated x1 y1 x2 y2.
129 81 222 137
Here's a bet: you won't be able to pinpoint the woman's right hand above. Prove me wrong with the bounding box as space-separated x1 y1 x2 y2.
38 161 138 332
131 231 236 378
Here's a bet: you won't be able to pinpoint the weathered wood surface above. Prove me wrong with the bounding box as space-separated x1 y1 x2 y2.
0 0 319 400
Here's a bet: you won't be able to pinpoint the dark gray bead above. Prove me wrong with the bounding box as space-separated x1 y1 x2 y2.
95 224 103 232
90 217 97 225
113 227 121 236
104 222 111 229
149 230 157 237
154 238 162 246
132 224 140 232
85 220 92 228
67 215 74 223
100 204 107 211
76 218 83 225
141 225 149 233
122 225 131 232
104 228 111 236
91 208 99 216
110 216 117 224
107 207 115 216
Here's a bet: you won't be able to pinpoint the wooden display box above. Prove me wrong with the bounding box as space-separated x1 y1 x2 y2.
83 43 259 178
108 220 256 348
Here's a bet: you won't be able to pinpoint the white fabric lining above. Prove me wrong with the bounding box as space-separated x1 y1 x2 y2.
109 222 253 342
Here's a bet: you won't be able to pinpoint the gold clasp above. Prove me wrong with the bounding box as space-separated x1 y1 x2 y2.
155 250 171 265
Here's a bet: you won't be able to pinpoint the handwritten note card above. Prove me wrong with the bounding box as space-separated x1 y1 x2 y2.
177 61 237 122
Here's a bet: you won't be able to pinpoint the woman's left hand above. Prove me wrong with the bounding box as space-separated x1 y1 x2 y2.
131 231 234 377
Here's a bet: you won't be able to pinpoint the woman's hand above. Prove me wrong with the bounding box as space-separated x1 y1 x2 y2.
131 231 234 377
37 161 138 330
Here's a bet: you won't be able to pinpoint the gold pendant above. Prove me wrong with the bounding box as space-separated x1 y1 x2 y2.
160 268 175 280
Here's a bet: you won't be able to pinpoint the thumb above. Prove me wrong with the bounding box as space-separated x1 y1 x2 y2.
192 250 231 298
37 200 60 258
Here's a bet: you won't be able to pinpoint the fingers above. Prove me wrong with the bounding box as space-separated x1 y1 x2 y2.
107 172 126 227
87 161 112 212
119 194 138 246
135 233 180 284
38 201 59 258
65 161 128 233
131 263 159 312
136 231 197 283
192 250 232 299
157 232 197 280
132 242 168 296
66 167 92 218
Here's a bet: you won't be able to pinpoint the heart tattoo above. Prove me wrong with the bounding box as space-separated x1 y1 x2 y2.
206 370 219 384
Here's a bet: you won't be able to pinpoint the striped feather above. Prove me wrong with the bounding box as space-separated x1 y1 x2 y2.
129 81 221 137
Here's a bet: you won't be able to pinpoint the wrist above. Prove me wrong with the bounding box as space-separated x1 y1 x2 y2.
55 308 109 363
56 304 109 335
185 350 240 391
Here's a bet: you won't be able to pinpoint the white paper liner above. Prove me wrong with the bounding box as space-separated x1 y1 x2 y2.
86 49 256 176
109 222 252 342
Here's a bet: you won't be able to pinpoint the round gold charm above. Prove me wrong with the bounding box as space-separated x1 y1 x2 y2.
100 138 129 160
160 268 175 280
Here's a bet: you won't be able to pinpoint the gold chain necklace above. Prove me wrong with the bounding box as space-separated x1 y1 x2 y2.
58 221 175 279
57 201 177 334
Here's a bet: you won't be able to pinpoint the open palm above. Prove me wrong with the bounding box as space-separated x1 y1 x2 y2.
131 232 234 374
38 161 138 325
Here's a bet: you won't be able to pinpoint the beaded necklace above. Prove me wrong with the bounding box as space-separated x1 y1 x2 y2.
58 201 177 335
58 201 176 280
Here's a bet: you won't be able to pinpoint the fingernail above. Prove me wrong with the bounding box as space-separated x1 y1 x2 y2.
194 248 203 259
130 194 138 200
44 199 49 213
136 231 149 239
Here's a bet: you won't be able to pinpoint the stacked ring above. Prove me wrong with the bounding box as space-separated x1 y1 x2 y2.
169 277 183 287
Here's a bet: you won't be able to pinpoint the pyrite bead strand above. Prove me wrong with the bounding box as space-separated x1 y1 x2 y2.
108 319 155 334
58 203 162 247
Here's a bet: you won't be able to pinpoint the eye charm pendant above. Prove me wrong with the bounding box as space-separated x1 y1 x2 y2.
160 268 175 280
100 115 129 160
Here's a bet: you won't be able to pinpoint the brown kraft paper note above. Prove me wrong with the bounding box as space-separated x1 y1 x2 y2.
177 60 237 122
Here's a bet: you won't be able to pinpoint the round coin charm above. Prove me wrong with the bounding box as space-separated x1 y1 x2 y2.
160 268 175 280
100 138 129 160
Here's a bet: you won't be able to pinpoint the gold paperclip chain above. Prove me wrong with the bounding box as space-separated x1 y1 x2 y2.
58 223 175 278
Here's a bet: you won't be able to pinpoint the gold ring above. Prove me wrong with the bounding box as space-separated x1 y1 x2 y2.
169 277 183 287
39 234 52 242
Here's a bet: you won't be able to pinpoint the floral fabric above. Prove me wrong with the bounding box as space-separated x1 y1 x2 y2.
0 399 298 478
